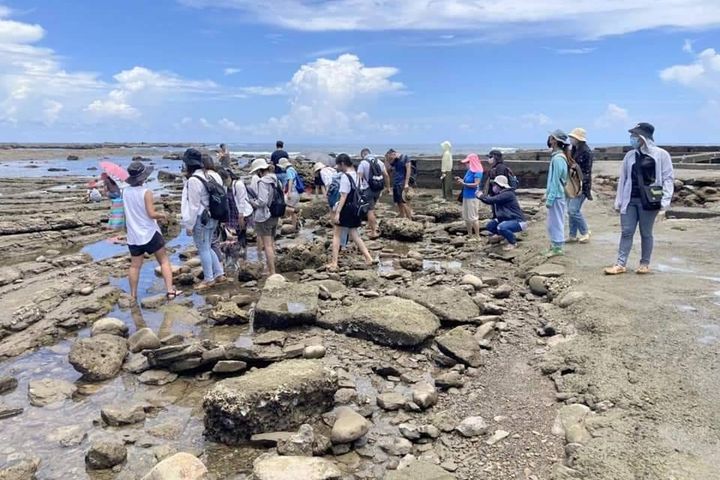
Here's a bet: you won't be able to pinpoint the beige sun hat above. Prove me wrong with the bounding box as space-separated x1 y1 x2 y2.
568 128 587 143
313 162 325 173
493 175 511 189
278 157 292 170
249 158 271 174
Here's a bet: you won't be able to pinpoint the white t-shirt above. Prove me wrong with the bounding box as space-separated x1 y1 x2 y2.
339 171 358 195
357 156 386 190
320 167 336 188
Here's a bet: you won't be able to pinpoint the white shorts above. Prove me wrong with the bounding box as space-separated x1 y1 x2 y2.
462 198 479 222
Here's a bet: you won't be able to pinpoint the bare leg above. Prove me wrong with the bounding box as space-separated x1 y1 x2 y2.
262 235 276 275
154 248 174 293
472 221 481 237
349 228 373 264
256 234 265 261
128 255 144 300
328 225 342 269
367 210 378 236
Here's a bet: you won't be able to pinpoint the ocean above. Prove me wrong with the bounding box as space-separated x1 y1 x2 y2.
222 143 546 157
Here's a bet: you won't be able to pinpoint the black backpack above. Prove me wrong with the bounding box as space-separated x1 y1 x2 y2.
193 173 229 223
367 156 385 192
344 173 370 221
268 180 287 218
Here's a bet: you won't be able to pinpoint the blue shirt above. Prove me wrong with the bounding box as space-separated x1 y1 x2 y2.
284 166 297 190
463 170 483 199
392 155 409 186
546 151 568 205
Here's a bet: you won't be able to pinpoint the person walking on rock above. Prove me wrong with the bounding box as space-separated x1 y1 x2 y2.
123 161 180 302
248 158 280 276
440 141 454 200
327 154 374 271
278 157 301 231
545 130 570 257
567 128 593 243
456 153 484 238
358 148 390 239
478 175 526 251
270 140 289 186
181 148 226 290
605 123 674 275
386 148 414 219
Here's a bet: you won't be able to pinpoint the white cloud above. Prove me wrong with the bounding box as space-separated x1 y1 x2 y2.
85 99 139 119
595 103 630 128
519 113 552 127
553 47 596 55
179 0 720 39
683 39 695 54
238 85 286 96
224 67 241 75
42 99 63 125
660 47 720 93
218 117 242 131
254 53 404 136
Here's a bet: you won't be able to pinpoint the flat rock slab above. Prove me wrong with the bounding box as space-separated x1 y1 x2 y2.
398 287 479 324
28 378 77 407
435 327 483 367
530 263 566 278
253 455 342 480
666 206 720 219
203 359 337 444
254 283 319 329
385 461 457 480
317 296 440 347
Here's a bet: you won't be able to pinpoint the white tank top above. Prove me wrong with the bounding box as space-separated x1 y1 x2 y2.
123 186 160 246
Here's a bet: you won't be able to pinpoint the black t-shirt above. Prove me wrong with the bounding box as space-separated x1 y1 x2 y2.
270 150 289 173
632 152 656 198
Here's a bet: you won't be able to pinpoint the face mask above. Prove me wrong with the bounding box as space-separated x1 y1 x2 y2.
570 138 578 147
492 185 501 194
630 136 641 149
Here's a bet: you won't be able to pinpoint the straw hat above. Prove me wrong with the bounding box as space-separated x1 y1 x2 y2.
493 175 511 189
278 158 292 170
249 158 271 174
568 128 587 143
313 162 325 173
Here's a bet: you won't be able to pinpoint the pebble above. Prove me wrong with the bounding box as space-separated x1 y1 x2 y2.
377 392 406 411
302 345 326 359
486 429 510 445
456 416 488 437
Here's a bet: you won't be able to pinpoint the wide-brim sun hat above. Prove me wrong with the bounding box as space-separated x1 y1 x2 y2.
568 128 587 143
278 158 292 170
628 122 655 142
249 158 271 174
126 161 153 186
493 175 511 189
313 162 325 173
182 148 204 169
549 129 570 145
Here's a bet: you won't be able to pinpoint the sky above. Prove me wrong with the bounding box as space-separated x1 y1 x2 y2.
0 0 719 145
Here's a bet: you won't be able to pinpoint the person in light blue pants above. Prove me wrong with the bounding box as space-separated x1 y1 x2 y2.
545 130 570 257
193 216 224 285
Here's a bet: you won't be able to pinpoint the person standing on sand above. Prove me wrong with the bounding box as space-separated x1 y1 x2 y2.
248 158 280 276
440 141 454 200
567 128 593 243
478 175 527 251
181 148 226 290
456 153 484 238
271 140 289 186
358 148 390 239
327 154 374 271
545 130 570 257
386 148 413 219
605 123 674 275
123 161 181 302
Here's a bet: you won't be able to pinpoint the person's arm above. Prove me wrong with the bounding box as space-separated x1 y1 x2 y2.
404 160 412 189
615 154 629 211
479 190 512 205
660 151 675 211
144 190 166 221
334 192 348 223
181 178 202 233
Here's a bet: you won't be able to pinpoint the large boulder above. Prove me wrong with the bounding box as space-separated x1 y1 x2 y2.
68 334 128 381
140 452 208 480
317 296 440 347
252 455 342 480
384 461 456 480
276 242 327 273
397 287 479 324
203 360 338 444
380 218 425 242
435 327 483 367
27 379 77 407
254 283 319 329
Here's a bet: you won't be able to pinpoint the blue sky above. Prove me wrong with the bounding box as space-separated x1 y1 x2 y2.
0 0 719 145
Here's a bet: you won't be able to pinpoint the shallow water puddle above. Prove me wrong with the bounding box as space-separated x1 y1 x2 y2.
697 324 720 345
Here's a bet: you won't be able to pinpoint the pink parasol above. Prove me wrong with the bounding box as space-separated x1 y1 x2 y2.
99 161 129 181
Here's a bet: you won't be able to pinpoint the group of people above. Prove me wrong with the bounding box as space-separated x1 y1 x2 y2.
118 121 675 302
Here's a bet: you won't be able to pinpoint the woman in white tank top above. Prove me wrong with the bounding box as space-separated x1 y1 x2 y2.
123 161 182 302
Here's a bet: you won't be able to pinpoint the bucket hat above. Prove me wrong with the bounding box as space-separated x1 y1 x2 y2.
126 161 153 186
249 158 271 174
628 122 655 142
568 128 587 143
493 175 511 189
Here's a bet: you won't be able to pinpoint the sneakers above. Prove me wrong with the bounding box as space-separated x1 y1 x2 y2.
566 236 578 243
502 243 517 251
604 265 627 275
578 231 592 244
636 265 651 275
544 246 564 258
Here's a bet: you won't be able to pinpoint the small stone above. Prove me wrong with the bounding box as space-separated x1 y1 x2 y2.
101 404 146 426
398 423 420 441
0 376 18 395
331 407 371 444
47 425 87 447
302 345 326 359
140 294 167 310
212 360 248 374
277 424 315 457
490 284 512 299
456 416 488 437
255 331 288 346
530 263 566 277
460 274 484 290
334 388 357 405
91 318 128 337
411 382 438 410
377 392 406 411
434 371 464 390
486 429 510 445
141 452 207 480
138 370 178 386
27 379 77 407
0 404 23 420
558 291 588 308
128 328 161 353
85 438 127 470
0 457 40 480
528 276 548 296
123 353 150 374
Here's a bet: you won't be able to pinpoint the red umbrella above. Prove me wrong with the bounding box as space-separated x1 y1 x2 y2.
99 161 129 181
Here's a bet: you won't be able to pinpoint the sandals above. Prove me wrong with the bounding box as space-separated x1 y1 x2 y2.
636 265 651 275
166 290 183 300
604 265 627 275
194 282 214 291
